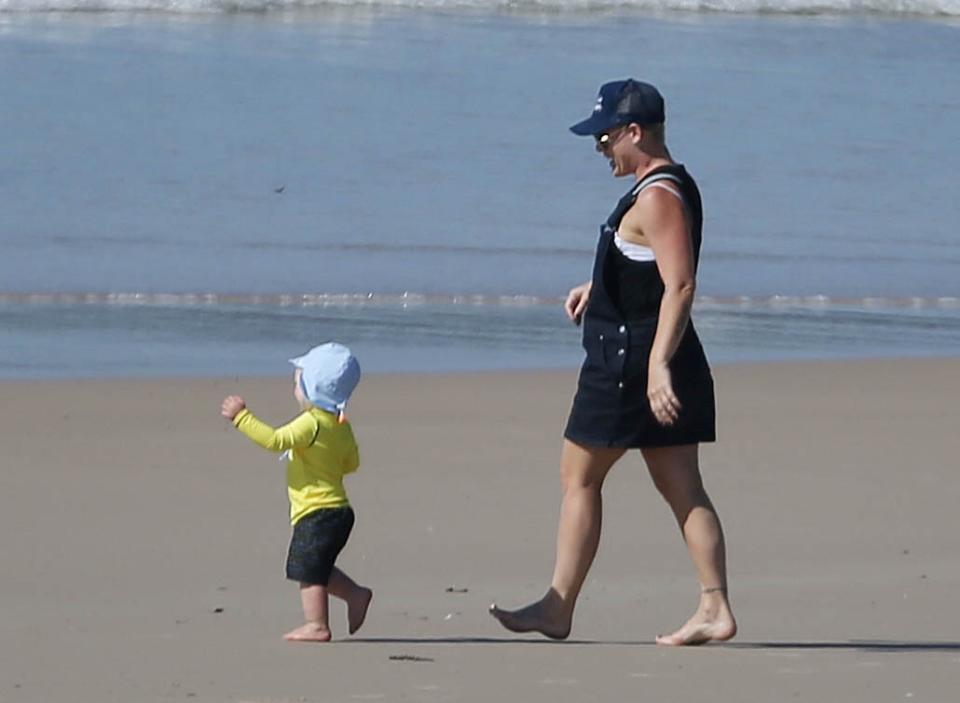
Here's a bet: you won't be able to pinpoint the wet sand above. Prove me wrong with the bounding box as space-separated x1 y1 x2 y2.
2 359 959 702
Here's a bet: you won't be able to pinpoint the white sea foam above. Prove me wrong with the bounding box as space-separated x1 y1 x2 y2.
1 0 958 17
3 290 959 378
2 291 959 310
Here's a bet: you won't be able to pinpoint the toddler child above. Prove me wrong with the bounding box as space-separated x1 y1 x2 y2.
221 342 372 642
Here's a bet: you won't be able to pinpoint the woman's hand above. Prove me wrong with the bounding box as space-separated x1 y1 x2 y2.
564 282 592 325
221 395 246 421
647 362 681 426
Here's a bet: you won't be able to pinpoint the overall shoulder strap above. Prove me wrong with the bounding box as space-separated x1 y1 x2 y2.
631 171 683 197
607 171 685 230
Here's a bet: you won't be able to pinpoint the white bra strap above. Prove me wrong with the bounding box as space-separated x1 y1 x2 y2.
613 232 656 262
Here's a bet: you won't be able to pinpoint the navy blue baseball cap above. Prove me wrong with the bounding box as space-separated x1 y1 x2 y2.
570 79 666 136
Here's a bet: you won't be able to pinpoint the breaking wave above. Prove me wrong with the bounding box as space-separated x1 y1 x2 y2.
1 0 959 17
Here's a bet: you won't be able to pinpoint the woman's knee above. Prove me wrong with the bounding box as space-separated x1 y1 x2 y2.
664 485 712 519
651 467 703 498
644 446 705 502
559 441 622 491
560 461 603 493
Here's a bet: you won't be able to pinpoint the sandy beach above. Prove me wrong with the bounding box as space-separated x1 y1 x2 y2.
2 358 959 702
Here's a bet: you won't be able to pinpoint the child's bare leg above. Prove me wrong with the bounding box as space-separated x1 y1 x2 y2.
284 583 332 642
328 567 373 635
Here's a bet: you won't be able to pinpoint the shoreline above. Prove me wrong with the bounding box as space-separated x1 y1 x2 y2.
2 353 959 383
5 296 960 380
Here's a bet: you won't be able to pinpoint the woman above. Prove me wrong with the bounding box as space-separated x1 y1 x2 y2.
490 79 736 646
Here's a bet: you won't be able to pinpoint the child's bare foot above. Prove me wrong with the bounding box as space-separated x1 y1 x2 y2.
655 597 737 646
488 598 571 640
283 623 332 643
347 587 373 635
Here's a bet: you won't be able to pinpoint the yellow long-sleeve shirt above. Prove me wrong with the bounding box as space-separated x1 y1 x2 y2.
233 407 359 525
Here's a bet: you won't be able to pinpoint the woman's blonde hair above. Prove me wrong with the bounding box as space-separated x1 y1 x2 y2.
644 122 666 144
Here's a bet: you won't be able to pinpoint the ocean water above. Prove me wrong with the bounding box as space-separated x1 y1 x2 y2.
1 3 959 377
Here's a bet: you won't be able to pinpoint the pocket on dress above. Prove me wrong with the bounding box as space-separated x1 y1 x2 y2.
621 321 656 381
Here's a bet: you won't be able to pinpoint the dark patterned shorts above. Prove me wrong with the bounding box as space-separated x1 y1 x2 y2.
286 506 355 586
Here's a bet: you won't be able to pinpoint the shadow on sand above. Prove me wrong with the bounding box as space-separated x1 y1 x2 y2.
346 637 960 653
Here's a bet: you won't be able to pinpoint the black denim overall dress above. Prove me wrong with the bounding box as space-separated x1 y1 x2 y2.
564 164 716 448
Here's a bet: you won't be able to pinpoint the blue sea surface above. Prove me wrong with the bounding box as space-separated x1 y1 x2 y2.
1 7 958 377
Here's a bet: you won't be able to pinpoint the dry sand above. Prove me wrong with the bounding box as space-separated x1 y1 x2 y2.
2 359 959 702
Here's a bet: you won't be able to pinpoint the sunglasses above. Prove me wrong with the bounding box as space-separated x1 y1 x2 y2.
594 127 626 148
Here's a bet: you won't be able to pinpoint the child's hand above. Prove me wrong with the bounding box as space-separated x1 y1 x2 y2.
221 395 246 421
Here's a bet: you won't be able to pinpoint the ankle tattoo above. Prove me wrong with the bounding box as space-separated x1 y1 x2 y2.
701 586 726 594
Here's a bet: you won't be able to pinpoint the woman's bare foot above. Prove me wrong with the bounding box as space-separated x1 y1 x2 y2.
655 596 737 646
488 594 571 641
283 622 332 643
347 587 373 635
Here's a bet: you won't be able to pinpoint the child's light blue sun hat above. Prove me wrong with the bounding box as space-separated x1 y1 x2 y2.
290 342 361 420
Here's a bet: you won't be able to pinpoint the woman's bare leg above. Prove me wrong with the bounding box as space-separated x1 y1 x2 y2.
642 444 736 645
490 440 625 639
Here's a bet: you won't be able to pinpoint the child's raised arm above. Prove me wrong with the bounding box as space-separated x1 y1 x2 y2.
222 397 319 454
221 395 246 420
